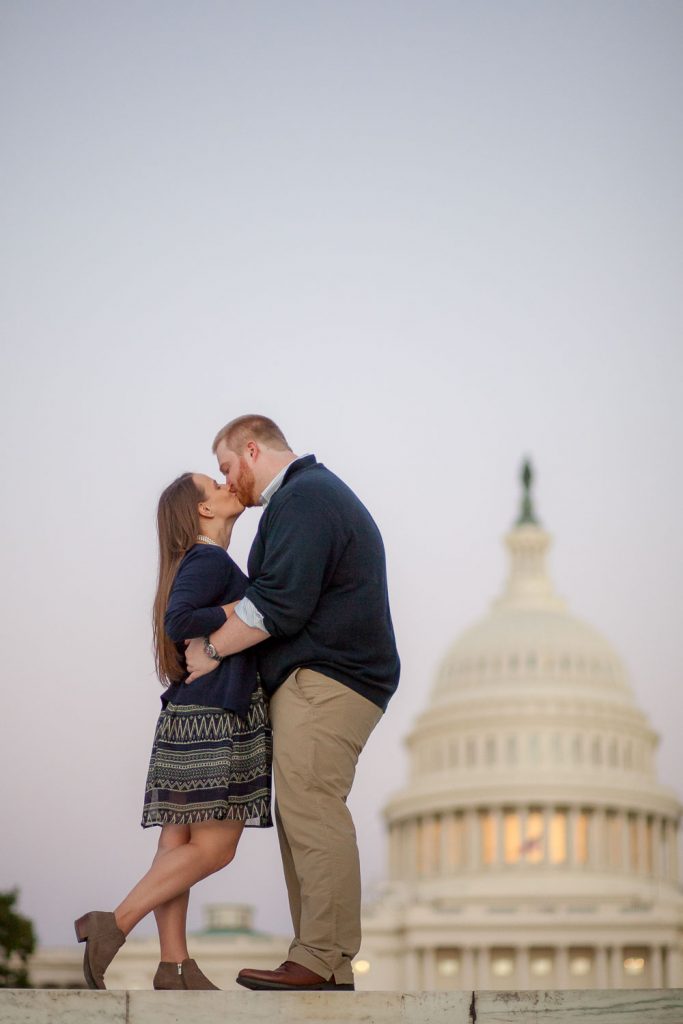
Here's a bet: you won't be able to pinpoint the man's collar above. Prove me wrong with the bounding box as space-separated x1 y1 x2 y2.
259 454 314 507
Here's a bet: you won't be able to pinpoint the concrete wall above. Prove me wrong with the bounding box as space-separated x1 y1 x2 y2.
3 989 683 1024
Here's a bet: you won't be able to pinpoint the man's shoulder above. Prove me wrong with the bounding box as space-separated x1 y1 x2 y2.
274 462 359 510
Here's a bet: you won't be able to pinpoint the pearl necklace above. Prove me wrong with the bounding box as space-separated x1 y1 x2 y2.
196 534 222 547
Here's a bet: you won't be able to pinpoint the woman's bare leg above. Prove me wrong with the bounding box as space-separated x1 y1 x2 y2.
114 819 244 936
154 890 190 964
150 825 191 963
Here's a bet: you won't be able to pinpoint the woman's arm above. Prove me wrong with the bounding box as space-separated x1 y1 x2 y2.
164 549 237 642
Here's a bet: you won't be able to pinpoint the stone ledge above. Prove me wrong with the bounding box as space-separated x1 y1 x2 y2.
2 989 683 1024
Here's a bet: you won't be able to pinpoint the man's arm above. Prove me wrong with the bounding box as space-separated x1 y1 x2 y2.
186 493 340 681
185 610 268 683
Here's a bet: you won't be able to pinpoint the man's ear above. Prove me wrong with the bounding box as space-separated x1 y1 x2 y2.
245 440 260 461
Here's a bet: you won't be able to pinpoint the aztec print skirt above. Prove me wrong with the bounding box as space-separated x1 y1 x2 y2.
141 685 273 829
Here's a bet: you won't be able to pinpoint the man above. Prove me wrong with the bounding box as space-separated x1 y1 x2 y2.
185 414 400 991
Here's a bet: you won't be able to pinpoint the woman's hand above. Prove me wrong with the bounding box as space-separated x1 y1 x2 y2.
184 637 220 683
222 600 239 617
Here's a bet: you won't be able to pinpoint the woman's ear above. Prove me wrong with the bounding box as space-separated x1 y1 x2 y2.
198 501 214 520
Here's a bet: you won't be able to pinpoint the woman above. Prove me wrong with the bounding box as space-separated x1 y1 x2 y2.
74 473 272 990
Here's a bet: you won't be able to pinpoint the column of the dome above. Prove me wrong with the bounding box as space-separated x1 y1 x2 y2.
466 808 479 869
637 814 649 876
556 946 569 988
589 807 603 870
519 807 528 865
669 819 680 882
461 947 475 988
595 946 608 987
404 948 420 989
567 807 578 867
608 946 622 987
652 946 664 988
662 819 671 880
542 806 552 864
388 825 396 880
667 946 683 986
620 811 630 873
422 948 437 989
406 819 418 879
494 807 504 865
397 820 406 878
439 811 450 875
517 946 530 988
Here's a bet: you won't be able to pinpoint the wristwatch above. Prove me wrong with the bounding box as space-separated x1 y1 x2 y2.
203 637 224 662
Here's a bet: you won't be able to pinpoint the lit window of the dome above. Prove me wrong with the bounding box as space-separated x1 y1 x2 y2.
550 812 567 864
436 952 460 977
491 955 514 977
624 956 646 975
574 812 589 864
570 955 592 976
531 955 553 976
353 960 371 975
480 812 496 865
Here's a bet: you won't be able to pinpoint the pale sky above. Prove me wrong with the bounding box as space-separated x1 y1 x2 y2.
1 1 682 948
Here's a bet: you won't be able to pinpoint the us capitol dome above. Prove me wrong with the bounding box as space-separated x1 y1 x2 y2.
357 462 683 991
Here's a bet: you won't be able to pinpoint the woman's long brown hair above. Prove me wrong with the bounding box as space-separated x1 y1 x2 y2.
152 473 205 685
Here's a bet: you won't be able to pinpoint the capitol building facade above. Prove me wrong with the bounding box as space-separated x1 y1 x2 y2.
356 465 683 991
31 466 683 990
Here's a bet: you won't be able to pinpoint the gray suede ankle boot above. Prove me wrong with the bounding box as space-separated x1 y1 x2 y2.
74 911 126 990
153 958 219 990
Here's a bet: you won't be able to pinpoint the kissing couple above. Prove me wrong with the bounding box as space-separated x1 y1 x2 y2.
74 414 400 991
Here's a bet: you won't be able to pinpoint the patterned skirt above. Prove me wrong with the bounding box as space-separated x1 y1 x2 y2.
141 686 273 829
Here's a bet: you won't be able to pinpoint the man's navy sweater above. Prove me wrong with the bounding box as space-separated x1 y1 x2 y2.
244 456 400 711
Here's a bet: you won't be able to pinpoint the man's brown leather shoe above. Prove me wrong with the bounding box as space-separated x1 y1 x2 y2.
237 960 354 991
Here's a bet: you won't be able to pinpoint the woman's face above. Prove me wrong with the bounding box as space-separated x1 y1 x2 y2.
193 473 244 522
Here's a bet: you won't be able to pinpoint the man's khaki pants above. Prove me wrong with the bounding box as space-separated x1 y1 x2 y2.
268 668 384 984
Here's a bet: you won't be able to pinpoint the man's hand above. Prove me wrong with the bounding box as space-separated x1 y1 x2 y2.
184 637 220 684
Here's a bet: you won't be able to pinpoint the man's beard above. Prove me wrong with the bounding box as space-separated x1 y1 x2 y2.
234 457 258 506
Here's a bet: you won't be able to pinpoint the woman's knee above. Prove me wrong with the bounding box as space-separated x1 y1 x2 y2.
157 824 191 854
190 821 242 872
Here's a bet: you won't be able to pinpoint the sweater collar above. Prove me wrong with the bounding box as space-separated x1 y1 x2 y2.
259 454 316 507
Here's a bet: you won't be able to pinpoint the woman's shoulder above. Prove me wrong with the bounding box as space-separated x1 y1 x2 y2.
182 544 246 579
184 542 230 560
